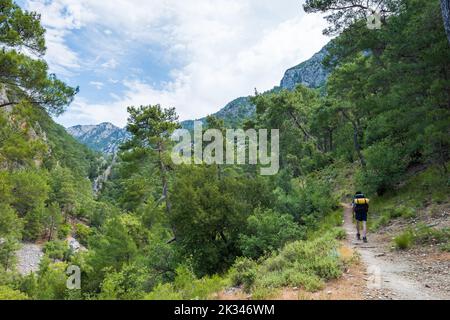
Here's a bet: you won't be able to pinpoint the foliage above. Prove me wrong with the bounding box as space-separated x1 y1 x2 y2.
394 225 450 251
239 208 305 259
0 285 29 300
170 165 250 276
231 231 344 296
393 230 414 250
0 0 78 113
43 240 70 261
75 223 91 247
145 265 226 300
99 264 149 300
229 257 258 292
0 237 20 270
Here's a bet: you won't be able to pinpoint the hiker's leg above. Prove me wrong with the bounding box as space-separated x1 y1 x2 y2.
362 221 367 238
356 221 361 236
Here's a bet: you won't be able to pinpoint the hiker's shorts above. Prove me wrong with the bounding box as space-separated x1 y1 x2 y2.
355 212 368 222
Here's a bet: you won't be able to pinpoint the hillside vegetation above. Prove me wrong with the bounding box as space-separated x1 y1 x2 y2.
0 0 449 300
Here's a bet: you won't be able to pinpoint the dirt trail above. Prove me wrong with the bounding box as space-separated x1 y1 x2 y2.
343 204 444 300
16 243 43 275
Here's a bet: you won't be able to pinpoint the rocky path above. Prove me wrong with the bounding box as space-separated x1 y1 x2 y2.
343 204 449 300
16 243 44 275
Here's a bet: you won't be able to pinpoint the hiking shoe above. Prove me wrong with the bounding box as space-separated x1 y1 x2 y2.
357 234 361 241
363 237 368 243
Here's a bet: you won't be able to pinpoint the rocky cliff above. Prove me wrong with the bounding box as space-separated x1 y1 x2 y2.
67 122 130 154
181 42 332 129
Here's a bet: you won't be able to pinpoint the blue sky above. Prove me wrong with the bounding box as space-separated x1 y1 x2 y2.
18 0 329 128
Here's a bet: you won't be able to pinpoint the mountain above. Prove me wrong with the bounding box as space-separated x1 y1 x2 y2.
69 43 332 150
182 96 257 131
67 122 130 154
280 45 330 90
181 42 332 129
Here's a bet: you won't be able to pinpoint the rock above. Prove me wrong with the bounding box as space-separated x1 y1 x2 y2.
67 123 131 154
280 45 331 90
16 243 44 275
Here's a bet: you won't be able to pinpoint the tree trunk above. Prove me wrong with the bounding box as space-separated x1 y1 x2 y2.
48 217 54 241
328 128 333 152
342 111 367 169
353 125 367 169
158 142 171 215
441 0 450 44
287 109 324 153
158 142 177 244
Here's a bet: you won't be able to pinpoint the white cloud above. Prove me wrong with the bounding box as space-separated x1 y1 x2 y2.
25 0 330 127
89 81 104 90
101 58 118 70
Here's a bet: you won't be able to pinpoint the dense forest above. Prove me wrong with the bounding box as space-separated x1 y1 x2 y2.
0 0 449 300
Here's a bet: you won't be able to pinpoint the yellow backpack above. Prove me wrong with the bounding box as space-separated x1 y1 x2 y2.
354 198 369 205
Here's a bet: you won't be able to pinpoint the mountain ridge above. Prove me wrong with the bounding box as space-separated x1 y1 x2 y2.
67 122 130 154
68 42 332 151
181 42 331 130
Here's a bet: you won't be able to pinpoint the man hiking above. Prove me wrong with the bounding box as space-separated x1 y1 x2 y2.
352 191 369 243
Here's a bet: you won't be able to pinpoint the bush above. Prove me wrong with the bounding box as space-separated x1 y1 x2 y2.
58 224 71 239
412 225 450 249
356 141 407 195
99 264 149 300
229 257 258 292
394 231 414 250
145 265 226 300
75 223 91 247
0 286 29 300
250 232 343 293
393 225 450 251
370 213 391 230
440 243 450 252
275 177 336 226
43 240 70 261
331 227 347 240
393 206 416 219
239 208 305 259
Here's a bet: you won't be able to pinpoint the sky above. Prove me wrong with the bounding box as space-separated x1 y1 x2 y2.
18 0 330 128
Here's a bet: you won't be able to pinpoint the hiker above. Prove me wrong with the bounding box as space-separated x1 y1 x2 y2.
352 191 369 243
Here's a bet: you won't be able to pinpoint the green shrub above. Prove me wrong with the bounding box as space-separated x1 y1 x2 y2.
75 223 91 247
253 232 342 293
229 257 258 292
440 243 450 252
393 225 450 251
99 264 149 300
370 213 391 231
0 286 29 300
394 206 416 219
412 225 450 247
58 224 71 239
356 140 407 195
239 208 305 259
43 240 69 260
331 227 347 240
145 283 183 300
145 265 226 300
394 231 414 250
